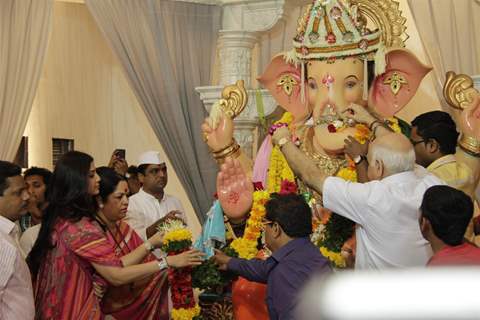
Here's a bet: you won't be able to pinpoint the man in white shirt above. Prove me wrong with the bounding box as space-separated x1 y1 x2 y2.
0 161 35 319
126 151 187 240
272 106 444 269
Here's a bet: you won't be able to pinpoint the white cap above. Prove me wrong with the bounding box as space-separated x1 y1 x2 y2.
138 151 164 166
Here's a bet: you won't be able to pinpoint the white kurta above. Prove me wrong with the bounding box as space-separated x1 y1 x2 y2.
125 188 187 241
323 167 444 269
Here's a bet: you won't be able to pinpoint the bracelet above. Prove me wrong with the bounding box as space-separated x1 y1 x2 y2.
458 135 480 157
213 141 240 160
211 139 235 154
215 145 241 165
157 256 169 270
368 119 383 131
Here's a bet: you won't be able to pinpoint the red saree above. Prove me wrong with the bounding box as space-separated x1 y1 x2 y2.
33 217 169 320
34 217 123 320
102 220 169 320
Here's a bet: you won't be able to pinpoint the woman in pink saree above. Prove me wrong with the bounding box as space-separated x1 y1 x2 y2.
28 152 203 320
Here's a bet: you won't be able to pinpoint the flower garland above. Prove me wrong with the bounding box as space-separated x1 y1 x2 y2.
267 112 295 194
159 220 201 320
228 190 270 259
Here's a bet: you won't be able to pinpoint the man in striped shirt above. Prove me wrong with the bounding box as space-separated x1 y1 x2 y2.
0 161 34 319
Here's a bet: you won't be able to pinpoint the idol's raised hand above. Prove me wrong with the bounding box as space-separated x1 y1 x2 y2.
217 158 253 221
201 113 234 152
459 94 480 139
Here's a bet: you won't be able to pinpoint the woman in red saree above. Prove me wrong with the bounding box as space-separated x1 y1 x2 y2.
28 152 203 320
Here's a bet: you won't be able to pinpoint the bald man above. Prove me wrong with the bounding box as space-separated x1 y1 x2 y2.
272 110 444 269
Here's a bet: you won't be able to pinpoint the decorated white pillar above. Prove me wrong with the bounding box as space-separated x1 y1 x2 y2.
196 0 291 159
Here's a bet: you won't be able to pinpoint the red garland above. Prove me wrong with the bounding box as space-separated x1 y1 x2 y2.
168 250 196 310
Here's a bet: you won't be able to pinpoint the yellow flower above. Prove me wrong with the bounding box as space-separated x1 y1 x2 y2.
163 229 192 245
336 167 357 182
230 238 258 259
171 304 201 320
320 247 346 268
386 117 401 133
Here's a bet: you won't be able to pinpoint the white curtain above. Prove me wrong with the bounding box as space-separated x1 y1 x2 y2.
408 0 480 108
0 0 53 161
85 0 221 222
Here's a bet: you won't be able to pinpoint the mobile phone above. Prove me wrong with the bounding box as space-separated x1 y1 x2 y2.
114 149 126 159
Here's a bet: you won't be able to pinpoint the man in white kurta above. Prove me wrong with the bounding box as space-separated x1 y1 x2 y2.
126 151 187 241
273 123 444 269
323 166 442 268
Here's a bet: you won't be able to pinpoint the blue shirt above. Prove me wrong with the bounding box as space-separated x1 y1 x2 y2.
228 237 331 319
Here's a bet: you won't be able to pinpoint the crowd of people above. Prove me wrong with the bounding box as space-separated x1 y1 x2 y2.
1 106 480 320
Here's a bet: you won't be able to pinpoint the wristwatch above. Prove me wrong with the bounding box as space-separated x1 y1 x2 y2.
353 155 366 165
144 240 155 252
157 256 169 270
277 137 289 148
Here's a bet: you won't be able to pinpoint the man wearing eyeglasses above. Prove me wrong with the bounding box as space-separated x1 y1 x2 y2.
410 110 480 244
213 193 331 320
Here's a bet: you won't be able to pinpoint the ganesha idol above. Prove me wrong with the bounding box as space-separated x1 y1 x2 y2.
200 0 431 318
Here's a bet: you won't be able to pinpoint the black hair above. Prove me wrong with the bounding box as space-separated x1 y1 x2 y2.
127 165 138 176
96 166 126 203
411 111 459 155
28 151 97 276
24 167 53 187
137 164 149 175
421 185 473 246
0 161 22 196
265 193 312 238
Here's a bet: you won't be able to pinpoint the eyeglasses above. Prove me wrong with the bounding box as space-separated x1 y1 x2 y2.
410 138 425 146
261 219 274 226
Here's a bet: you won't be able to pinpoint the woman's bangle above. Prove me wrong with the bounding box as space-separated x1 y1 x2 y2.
157 256 168 270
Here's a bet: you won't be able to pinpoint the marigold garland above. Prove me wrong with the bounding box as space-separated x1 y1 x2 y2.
159 221 200 320
228 190 270 259
171 304 201 320
163 229 192 246
320 247 346 268
267 112 295 194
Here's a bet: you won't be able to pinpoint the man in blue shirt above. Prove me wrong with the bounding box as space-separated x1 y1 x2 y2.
213 193 331 320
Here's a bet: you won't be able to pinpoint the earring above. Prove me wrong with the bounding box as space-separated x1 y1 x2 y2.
99 203 104 209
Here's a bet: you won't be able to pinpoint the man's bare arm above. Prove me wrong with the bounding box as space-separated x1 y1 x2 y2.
272 126 328 194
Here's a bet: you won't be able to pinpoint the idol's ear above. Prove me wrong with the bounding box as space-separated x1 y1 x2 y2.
257 54 309 121
369 49 432 117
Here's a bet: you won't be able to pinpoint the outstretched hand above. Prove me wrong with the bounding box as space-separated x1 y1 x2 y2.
217 158 253 220
212 249 231 271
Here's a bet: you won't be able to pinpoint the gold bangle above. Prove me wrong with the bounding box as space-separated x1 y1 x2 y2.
459 135 480 157
215 147 241 165
211 139 235 154
214 141 240 159
214 142 240 160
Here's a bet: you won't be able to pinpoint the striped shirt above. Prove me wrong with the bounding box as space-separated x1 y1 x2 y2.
0 215 35 320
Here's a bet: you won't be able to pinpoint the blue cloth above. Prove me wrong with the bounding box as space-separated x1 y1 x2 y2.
228 237 331 320
194 200 226 258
